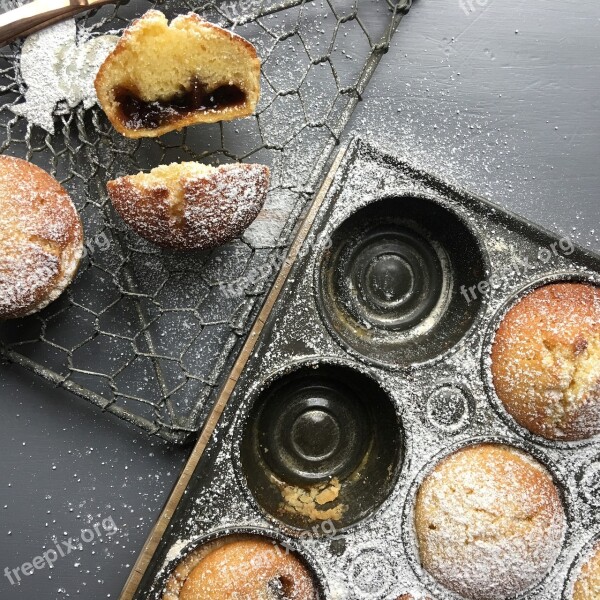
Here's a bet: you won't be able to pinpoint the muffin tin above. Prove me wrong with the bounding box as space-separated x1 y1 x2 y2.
121 138 600 600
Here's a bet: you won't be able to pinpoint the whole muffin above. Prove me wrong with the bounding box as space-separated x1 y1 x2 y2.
0 156 83 319
573 543 600 600
491 282 600 441
163 536 318 600
414 444 566 600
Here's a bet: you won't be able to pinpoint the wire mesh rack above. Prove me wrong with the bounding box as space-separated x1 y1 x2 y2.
0 0 411 444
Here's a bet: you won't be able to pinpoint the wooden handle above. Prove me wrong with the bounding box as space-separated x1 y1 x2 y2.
117 143 352 600
0 0 108 47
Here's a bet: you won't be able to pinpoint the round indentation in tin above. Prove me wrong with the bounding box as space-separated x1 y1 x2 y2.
347 546 394 598
240 362 403 530
346 226 443 331
426 384 474 433
258 375 370 484
317 196 487 368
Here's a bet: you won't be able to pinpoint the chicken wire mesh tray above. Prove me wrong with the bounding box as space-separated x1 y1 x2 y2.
0 0 412 444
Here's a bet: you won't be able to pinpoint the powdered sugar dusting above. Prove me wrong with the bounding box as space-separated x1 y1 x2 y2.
0 156 83 318
185 164 270 248
415 444 566 600
11 19 118 133
0 243 60 316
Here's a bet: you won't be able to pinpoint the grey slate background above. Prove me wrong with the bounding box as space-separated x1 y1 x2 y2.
0 0 598 598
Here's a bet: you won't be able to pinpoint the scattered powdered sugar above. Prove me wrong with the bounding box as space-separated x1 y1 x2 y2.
164 539 192 565
11 19 118 133
242 189 297 248
140 139 600 600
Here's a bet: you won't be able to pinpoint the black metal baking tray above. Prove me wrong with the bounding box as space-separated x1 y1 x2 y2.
121 138 600 599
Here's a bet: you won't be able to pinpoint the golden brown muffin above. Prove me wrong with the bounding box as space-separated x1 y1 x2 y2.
573 543 600 600
107 161 269 250
414 444 566 600
95 10 261 138
0 156 83 319
163 536 318 600
491 282 600 441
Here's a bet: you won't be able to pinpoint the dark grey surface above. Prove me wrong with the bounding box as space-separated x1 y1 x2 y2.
1 0 598 598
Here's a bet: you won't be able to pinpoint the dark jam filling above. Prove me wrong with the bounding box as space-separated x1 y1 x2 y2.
114 79 246 130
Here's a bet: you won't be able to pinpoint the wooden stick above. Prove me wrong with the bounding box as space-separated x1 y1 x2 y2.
118 142 349 600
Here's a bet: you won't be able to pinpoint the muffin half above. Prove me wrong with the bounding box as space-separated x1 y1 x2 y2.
95 10 261 138
107 162 269 250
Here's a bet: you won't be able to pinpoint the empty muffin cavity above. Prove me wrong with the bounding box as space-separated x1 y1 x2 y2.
239 362 403 530
317 196 487 368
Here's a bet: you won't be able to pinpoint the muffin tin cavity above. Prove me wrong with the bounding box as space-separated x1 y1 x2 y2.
317 196 486 368
426 383 475 433
240 362 403 530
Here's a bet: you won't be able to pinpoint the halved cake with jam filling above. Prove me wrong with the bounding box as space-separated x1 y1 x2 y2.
94 10 261 138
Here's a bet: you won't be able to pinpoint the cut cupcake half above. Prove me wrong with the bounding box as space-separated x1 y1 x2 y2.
107 162 270 250
95 10 261 138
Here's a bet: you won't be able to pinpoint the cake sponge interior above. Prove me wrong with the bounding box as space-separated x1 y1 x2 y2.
95 10 261 136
